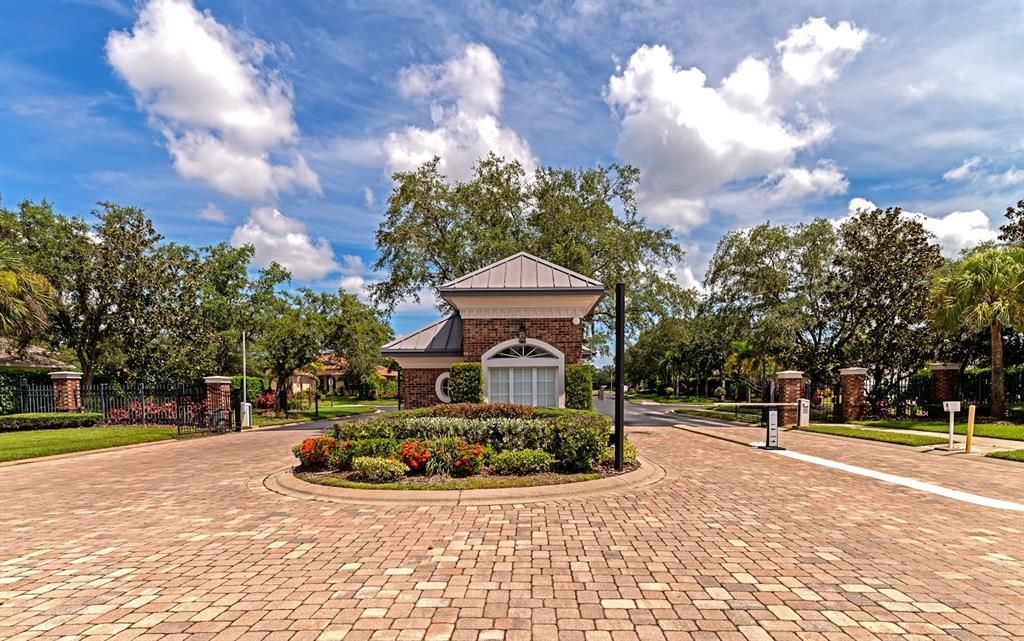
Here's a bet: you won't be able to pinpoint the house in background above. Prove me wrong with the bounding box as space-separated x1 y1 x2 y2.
270 354 399 397
0 341 70 371
382 252 604 409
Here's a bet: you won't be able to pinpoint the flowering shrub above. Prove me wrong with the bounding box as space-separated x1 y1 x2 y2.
398 440 430 473
292 436 337 469
253 390 277 410
106 400 190 424
454 442 485 476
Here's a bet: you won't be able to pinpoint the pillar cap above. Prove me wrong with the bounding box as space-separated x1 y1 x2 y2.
203 376 232 384
49 371 82 380
839 367 868 376
928 362 961 371
775 370 804 379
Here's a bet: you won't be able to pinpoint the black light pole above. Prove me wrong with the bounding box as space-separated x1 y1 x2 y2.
614 282 625 471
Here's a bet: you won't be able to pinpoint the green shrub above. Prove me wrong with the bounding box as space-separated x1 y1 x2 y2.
448 363 483 403
490 449 553 475
599 441 639 467
393 416 549 450
0 368 57 415
352 456 407 483
565 364 593 410
0 412 104 432
548 413 611 471
428 402 533 419
332 419 395 441
350 438 398 458
231 376 269 403
328 441 355 470
423 438 485 476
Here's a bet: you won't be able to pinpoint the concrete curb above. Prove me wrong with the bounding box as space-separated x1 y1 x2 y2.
262 456 665 506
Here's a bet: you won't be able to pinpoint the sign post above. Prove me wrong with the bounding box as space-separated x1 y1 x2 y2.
760 410 784 450
614 283 625 472
965 404 976 454
943 400 961 449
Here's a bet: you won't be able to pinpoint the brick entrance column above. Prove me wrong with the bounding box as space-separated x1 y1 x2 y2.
930 363 960 404
49 371 82 412
203 376 232 414
839 367 867 422
775 370 804 426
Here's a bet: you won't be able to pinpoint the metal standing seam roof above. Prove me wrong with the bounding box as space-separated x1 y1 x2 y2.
438 252 605 293
381 315 463 355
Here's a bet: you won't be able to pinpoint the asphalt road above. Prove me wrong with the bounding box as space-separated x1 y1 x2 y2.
593 394 745 428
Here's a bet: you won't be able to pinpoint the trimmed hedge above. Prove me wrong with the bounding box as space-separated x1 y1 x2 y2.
490 449 553 475
565 364 593 410
428 403 533 419
350 437 398 459
0 412 104 432
547 412 611 471
352 456 406 483
231 375 269 402
448 363 483 403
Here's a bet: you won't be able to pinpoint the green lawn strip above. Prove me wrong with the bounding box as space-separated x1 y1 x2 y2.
321 396 398 406
253 405 374 427
627 393 717 405
803 424 946 447
673 407 761 424
0 426 178 462
298 471 603 491
985 449 1024 463
852 419 1024 442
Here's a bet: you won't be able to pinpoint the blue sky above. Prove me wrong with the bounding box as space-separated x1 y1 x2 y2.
1 0 1021 337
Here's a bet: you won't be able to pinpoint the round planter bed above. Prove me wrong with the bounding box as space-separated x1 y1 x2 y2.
264 456 664 505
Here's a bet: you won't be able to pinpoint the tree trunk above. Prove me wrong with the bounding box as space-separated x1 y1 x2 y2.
276 375 289 415
991 320 1005 419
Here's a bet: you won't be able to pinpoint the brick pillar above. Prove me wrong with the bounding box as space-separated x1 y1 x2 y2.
930 363 960 404
839 367 867 422
776 371 804 426
49 371 82 412
203 376 232 414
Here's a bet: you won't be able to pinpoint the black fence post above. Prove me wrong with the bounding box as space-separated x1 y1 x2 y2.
614 282 625 472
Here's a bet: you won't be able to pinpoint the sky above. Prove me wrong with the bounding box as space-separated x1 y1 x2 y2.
1 0 1021 337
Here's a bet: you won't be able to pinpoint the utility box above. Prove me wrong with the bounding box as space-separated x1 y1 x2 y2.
797 399 810 427
240 402 252 428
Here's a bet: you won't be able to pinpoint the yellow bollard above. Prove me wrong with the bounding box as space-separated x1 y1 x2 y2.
965 404 976 454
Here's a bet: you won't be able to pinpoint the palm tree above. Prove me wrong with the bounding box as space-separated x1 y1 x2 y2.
0 241 54 338
659 349 684 396
929 246 1024 419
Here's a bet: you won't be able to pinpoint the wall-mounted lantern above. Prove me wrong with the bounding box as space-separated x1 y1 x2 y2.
517 321 527 344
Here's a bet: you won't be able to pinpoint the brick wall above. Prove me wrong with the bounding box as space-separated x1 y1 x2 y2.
932 368 959 403
840 372 866 422
462 318 583 364
776 374 803 426
400 368 449 409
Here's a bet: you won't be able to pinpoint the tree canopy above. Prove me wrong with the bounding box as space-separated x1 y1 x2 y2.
372 154 691 348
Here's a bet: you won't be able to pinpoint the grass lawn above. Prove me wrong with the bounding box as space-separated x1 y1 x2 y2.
297 471 604 491
852 419 1024 442
253 405 375 427
321 396 398 406
628 392 717 405
0 426 178 462
803 424 946 447
985 449 1024 463
674 407 761 424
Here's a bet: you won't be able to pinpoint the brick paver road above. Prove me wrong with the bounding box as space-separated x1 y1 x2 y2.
1 424 1022 641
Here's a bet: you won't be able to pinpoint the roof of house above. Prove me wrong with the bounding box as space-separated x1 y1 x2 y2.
375 364 398 378
438 252 604 294
316 353 349 375
381 315 463 355
0 342 70 370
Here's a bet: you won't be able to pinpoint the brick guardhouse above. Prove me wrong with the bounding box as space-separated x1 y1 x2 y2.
382 253 605 409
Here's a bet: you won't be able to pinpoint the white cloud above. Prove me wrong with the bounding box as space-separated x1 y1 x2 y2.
362 186 376 209
776 17 869 87
993 167 1024 187
230 206 337 280
606 18 867 230
338 254 366 277
197 202 227 223
843 197 998 257
384 44 536 181
106 0 320 200
943 156 982 181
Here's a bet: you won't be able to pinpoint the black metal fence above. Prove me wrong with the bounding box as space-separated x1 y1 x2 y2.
804 379 842 423
18 382 56 413
17 382 233 436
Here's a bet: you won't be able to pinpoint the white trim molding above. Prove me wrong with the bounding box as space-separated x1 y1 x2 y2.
459 307 592 319
775 370 804 380
929 362 961 371
482 337 565 408
49 371 83 380
203 376 232 384
391 356 463 369
838 367 868 377
435 372 451 403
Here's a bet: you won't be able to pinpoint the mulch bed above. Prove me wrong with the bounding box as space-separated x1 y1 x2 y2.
295 462 639 490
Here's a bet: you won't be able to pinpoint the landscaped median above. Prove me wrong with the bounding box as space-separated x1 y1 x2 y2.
673 406 761 424
852 419 1024 442
288 403 639 491
801 424 947 447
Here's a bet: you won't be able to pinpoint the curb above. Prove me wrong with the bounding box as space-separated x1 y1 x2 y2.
262 456 665 506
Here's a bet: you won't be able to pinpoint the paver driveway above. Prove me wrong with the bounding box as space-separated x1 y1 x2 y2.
1 424 1022 641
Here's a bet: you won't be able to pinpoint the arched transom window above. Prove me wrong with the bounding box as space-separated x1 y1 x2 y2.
483 339 564 408
490 344 558 360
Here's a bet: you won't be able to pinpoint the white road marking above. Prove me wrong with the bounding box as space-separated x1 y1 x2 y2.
772 449 1024 512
